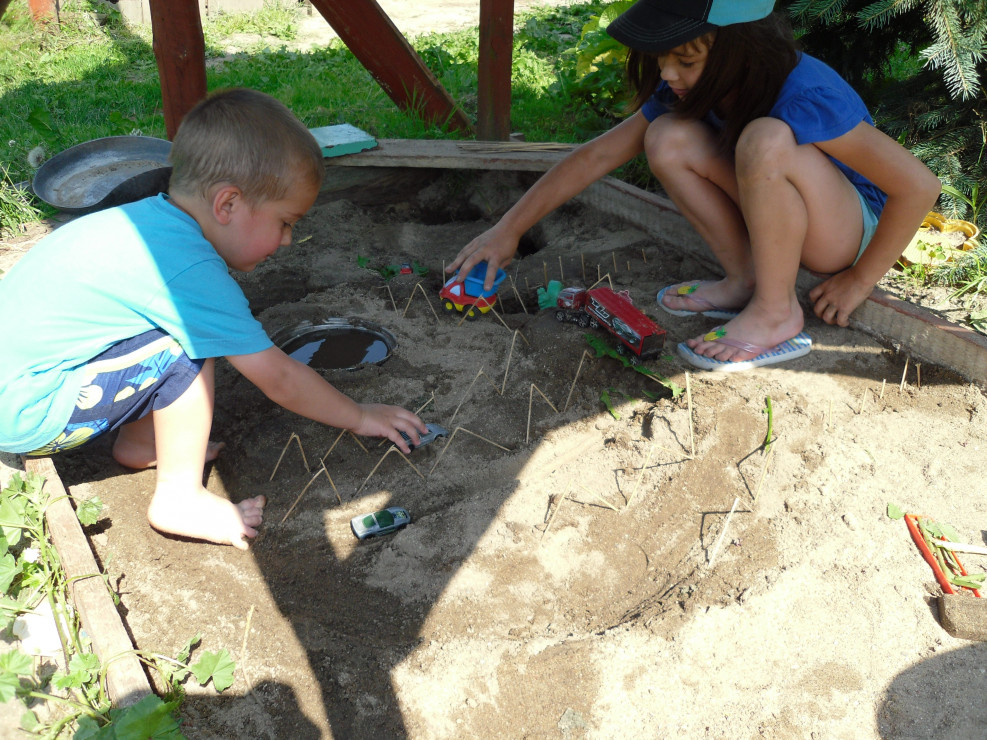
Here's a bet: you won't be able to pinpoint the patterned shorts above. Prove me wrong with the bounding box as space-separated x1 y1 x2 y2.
26 329 204 457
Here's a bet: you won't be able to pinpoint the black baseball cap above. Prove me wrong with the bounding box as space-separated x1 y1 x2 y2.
607 0 776 52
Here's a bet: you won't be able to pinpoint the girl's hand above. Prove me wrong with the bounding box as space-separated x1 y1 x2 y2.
447 223 519 292
808 268 874 326
352 403 427 453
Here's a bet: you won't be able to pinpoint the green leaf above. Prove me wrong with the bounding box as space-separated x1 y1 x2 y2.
887 503 905 519
190 649 236 692
357 255 370 269
950 573 986 590
108 695 183 738
0 497 28 547
600 388 620 421
0 673 21 704
75 497 104 527
0 553 20 593
0 649 35 677
19 709 38 731
939 522 963 542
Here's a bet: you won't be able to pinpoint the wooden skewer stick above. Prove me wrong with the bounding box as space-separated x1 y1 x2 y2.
707 497 739 567
581 253 586 281
563 350 590 412
541 483 571 540
900 356 910 392
321 429 368 465
280 463 339 524
269 432 310 481
526 384 560 444
501 331 520 394
355 446 424 495
575 482 620 512
916 363 922 389
559 255 564 282
429 426 510 475
588 273 614 290
641 248 647 263
626 445 655 509
859 388 868 414
543 262 548 287
612 252 617 273
508 274 528 314
384 283 398 313
485 300 517 335
402 282 441 322
879 378 886 399
451 368 502 422
685 372 695 459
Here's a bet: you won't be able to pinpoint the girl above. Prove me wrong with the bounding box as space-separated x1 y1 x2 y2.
447 0 941 370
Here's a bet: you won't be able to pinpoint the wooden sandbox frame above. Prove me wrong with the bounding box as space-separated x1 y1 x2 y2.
25 138 987 708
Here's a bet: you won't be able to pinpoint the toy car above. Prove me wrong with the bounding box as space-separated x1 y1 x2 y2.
399 422 449 450
351 506 411 539
440 262 507 319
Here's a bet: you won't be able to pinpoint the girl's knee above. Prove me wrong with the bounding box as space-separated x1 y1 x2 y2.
644 116 718 176
735 118 798 175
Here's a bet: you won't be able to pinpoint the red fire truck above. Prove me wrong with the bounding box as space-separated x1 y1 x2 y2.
554 286 666 362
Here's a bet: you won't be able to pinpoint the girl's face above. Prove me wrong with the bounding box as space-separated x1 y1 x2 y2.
656 40 711 99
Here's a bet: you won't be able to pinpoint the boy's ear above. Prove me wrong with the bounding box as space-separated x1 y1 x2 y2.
212 185 243 225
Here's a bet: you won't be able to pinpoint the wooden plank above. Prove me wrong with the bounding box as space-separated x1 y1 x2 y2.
308 0 472 134
325 138 987 385
148 0 207 140
23 457 153 707
477 0 514 141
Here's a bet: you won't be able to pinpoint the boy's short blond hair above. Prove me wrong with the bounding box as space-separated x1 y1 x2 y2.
168 88 324 204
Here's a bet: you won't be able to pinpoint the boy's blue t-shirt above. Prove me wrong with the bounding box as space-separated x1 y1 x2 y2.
641 52 888 217
0 193 273 452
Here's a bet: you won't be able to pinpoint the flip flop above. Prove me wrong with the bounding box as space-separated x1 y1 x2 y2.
677 328 812 372
656 283 740 320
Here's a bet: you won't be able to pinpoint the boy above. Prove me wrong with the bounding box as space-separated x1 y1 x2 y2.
0 88 426 549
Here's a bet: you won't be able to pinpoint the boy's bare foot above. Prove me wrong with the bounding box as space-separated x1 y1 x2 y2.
113 437 225 469
147 487 266 550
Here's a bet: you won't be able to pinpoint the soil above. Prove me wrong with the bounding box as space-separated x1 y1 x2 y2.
7 166 982 739
2 3 987 738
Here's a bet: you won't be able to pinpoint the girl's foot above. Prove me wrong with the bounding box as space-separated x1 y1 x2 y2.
658 280 751 318
685 296 804 363
147 488 266 550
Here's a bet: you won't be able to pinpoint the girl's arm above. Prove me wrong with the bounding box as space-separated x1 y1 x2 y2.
449 111 652 290
809 121 941 326
226 347 426 452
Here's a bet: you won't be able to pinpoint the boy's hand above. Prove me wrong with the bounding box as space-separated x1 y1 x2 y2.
353 403 427 454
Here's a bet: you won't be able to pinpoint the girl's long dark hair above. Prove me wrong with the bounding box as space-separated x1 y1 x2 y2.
626 13 799 152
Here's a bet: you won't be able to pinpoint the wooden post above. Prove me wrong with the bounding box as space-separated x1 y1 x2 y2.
27 0 54 23
477 0 514 141
308 0 472 134
148 0 207 140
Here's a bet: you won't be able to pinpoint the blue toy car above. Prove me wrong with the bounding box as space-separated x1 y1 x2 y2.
351 507 411 539
399 422 449 450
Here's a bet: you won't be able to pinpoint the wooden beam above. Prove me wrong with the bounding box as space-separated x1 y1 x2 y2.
24 457 153 707
477 0 514 141
148 0 207 140
27 0 54 23
307 0 472 134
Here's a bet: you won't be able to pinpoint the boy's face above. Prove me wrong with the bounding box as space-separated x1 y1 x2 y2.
216 177 319 272
657 40 711 100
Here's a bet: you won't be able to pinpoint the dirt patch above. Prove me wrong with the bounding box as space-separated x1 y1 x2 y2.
43 169 987 739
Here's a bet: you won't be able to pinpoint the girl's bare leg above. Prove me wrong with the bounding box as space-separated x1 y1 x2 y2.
143 359 265 549
645 115 754 312
686 118 864 361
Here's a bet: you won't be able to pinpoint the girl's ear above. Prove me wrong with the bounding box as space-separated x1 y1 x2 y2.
212 185 243 226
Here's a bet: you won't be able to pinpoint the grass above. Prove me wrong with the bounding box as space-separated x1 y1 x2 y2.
0 0 643 237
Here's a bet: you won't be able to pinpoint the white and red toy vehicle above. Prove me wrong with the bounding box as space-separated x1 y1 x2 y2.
554 286 666 362
440 263 507 319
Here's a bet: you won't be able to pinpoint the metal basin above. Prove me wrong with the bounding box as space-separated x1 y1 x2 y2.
31 136 172 214
272 318 397 371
